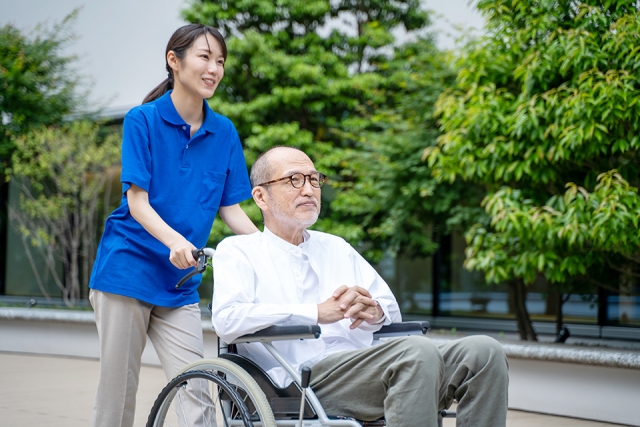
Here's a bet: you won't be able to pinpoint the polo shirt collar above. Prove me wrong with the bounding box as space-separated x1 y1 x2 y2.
200 101 218 134
155 90 217 134
263 226 310 253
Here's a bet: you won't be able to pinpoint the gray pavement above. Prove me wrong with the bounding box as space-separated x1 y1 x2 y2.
0 351 627 427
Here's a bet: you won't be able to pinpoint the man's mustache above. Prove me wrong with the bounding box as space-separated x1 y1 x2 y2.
296 197 319 207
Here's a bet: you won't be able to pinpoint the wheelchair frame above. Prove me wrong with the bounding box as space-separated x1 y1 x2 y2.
172 322 455 426
148 247 456 427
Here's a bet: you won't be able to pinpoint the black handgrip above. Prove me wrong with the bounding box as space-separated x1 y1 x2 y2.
175 248 207 289
374 321 431 337
175 269 200 289
194 249 207 271
300 367 311 388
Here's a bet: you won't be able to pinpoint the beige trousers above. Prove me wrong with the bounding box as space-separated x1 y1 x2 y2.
310 335 509 427
89 289 204 427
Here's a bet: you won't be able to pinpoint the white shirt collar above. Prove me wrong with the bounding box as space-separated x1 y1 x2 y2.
263 225 310 253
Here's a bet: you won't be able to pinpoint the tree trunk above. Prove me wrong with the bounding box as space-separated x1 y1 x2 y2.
556 292 572 334
507 279 537 341
556 294 563 335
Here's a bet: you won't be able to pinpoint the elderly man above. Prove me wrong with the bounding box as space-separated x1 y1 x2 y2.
211 146 508 427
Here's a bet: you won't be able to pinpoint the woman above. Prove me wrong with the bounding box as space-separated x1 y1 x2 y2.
88 24 258 427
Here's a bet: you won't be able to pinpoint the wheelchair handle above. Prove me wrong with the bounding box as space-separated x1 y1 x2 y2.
175 247 216 289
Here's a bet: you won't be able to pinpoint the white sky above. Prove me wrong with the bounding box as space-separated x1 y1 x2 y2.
1 0 485 115
423 0 485 48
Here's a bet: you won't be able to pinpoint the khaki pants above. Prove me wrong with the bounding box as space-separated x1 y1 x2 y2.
310 335 509 427
90 289 205 427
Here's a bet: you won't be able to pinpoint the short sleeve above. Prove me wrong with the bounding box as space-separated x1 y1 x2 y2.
220 126 252 206
120 109 152 194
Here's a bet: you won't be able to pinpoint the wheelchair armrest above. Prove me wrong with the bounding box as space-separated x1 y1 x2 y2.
373 321 431 339
230 325 322 344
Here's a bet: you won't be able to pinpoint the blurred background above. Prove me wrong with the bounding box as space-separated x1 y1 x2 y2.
1 0 638 343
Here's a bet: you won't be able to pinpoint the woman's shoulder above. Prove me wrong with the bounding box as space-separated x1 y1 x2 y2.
125 100 159 119
204 104 236 132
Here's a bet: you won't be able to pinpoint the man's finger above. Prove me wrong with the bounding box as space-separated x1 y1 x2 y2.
332 285 349 299
339 289 366 309
336 286 372 306
352 286 372 298
344 303 375 319
340 293 377 310
350 318 365 329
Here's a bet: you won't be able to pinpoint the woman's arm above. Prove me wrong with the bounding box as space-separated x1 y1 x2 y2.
219 203 259 235
127 184 196 269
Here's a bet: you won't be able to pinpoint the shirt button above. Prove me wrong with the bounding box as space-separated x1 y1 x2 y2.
182 126 186 130
186 145 189 149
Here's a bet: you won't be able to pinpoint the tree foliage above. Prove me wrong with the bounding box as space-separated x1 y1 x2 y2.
429 0 640 336
7 122 120 306
0 10 84 175
184 0 468 261
328 40 483 261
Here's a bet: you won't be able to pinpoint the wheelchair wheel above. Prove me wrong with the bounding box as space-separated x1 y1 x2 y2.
146 370 254 427
176 357 277 427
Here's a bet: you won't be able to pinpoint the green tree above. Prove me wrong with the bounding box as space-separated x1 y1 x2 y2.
183 0 465 263
1 11 86 292
7 122 120 306
328 39 483 262
428 0 640 339
0 10 84 175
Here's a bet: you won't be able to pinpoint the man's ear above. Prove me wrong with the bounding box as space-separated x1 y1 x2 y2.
252 186 269 211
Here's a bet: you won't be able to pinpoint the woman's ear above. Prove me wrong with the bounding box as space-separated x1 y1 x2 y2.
167 50 179 72
252 186 269 211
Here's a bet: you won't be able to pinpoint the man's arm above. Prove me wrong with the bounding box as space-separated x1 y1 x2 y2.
211 238 317 344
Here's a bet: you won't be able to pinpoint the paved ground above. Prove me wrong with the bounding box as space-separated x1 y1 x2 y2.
0 352 628 427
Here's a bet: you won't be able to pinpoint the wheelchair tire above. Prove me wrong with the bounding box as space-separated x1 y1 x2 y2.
146 369 254 427
176 357 277 427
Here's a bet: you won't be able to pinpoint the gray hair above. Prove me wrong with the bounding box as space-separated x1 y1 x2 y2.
250 146 304 187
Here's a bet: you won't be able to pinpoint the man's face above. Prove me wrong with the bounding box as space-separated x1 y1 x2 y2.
262 149 321 229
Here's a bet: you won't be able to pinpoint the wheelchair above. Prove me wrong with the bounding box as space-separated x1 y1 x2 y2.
146 248 456 427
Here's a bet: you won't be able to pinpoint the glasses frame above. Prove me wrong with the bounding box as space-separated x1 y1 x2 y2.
257 172 326 189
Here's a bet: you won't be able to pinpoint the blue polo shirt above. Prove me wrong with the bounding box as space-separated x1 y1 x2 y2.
89 91 252 307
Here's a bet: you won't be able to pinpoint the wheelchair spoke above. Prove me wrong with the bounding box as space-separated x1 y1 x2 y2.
154 374 237 427
216 385 231 427
147 363 274 427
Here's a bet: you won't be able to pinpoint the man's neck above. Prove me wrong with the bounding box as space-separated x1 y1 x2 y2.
264 222 307 246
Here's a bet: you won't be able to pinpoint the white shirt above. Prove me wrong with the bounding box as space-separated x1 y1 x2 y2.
211 227 401 387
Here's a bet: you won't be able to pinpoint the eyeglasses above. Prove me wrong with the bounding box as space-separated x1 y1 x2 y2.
257 172 326 189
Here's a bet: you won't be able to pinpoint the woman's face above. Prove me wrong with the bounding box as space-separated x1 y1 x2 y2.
170 33 225 100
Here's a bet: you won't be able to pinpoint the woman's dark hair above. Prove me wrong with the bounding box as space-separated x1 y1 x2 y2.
142 24 227 104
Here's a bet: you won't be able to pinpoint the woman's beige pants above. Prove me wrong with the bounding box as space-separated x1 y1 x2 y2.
90 289 204 427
